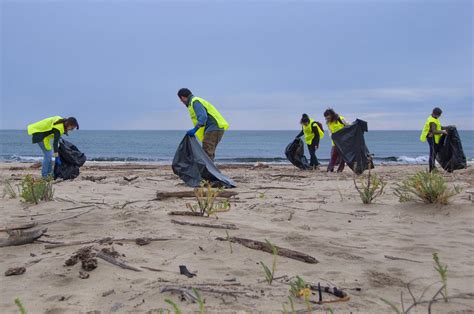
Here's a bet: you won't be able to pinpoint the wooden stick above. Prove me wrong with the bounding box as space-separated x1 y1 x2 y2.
156 190 238 200
124 176 139 182
0 222 38 232
384 255 423 263
171 219 238 230
215 236 318 264
168 211 205 217
43 237 174 249
0 228 47 247
95 251 142 272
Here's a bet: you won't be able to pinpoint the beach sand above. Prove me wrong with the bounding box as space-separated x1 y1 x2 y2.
0 162 473 313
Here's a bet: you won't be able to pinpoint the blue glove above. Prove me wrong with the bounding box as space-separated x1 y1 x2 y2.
55 156 62 166
186 127 199 137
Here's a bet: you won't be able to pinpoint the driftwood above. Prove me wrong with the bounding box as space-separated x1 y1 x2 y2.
0 222 38 232
171 219 238 230
168 211 205 217
43 236 174 249
160 286 199 303
216 236 318 264
95 251 142 272
0 228 47 247
82 175 107 182
252 186 305 191
156 190 238 200
384 255 423 263
123 176 139 182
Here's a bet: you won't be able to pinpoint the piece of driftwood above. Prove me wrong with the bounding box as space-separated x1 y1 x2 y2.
5 267 26 276
82 176 107 182
168 211 205 217
43 236 173 249
216 236 318 264
384 255 423 263
0 228 47 247
156 190 238 200
0 222 38 232
160 286 199 303
124 176 139 182
96 251 142 272
171 219 238 230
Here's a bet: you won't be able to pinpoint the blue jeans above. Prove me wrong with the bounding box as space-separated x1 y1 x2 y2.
38 142 53 178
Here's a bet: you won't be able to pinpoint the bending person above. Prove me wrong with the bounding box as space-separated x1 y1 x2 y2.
177 88 229 161
420 107 448 172
27 116 79 178
324 109 347 173
296 113 324 169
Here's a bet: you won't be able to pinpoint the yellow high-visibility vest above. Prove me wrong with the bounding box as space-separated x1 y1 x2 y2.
420 115 442 144
27 116 65 150
327 115 345 146
188 96 229 141
302 118 324 145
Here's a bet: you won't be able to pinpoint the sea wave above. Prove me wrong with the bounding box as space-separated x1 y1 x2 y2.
2 154 472 165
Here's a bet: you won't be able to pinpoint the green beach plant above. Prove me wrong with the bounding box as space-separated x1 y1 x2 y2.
186 181 230 217
2 179 17 199
260 239 278 285
289 276 309 298
433 253 448 302
192 288 205 314
394 170 460 205
353 168 385 204
19 175 54 204
165 299 182 314
14 298 27 314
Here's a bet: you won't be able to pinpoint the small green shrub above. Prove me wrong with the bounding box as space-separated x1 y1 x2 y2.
354 169 385 204
186 181 230 217
260 239 278 285
289 276 309 298
165 299 182 314
14 298 27 314
394 170 460 205
433 253 448 302
19 175 54 204
192 288 205 314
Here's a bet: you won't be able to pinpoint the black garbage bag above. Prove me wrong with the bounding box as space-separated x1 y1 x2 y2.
436 126 467 172
172 136 236 188
332 119 373 174
54 139 86 180
285 138 310 170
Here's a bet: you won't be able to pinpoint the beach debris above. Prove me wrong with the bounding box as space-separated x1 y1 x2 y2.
251 186 305 191
179 265 196 278
0 222 38 232
102 289 116 297
384 255 423 263
0 228 47 247
5 266 26 276
171 219 238 230
95 250 142 272
44 236 172 249
135 237 151 246
168 211 206 217
82 175 107 182
215 236 318 264
160 286 199 303
123 175 139 182
30 162 42 169
155 190 238 200
65 246 98 271
78 271 90 279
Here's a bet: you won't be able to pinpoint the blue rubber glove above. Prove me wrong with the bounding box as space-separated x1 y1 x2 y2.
186 127 199 137
55 156 62 166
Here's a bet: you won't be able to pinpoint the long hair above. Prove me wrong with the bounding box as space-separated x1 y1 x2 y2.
300 113 310 124
54 117 79 135
323 108 339 122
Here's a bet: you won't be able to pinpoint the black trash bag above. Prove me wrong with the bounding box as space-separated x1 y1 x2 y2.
436 126 467 172
172 136 236 188
285 138 310 170
332 119 373 175
54 139 86 180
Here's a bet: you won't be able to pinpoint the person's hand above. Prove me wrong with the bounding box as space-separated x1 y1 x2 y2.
442 130 448 135
186 127 198 137
55 156 62 166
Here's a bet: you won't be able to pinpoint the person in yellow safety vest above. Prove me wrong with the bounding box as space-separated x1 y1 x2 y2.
419 107 448 172
27 116 79 178
324 108 348 173
177 88 229 161
295 114 325 169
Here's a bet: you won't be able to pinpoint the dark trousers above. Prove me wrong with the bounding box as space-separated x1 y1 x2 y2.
307 140 320 167
427 137 439 172
327 146 345 172
202 130 224 161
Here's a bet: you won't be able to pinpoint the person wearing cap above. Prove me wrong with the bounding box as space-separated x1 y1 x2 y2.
419 107 448 172
296 113 325 169
27 116 79 178
177 88 229 161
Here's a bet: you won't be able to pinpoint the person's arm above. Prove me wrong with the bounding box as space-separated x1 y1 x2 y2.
430 122 447 135
52 129 61 155
193 101 208 128
311 123 320 147
296 130 304 138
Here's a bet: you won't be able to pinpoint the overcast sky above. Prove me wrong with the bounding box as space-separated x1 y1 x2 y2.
1 0 472 130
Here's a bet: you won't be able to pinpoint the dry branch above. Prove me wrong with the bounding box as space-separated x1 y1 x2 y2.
384 255 423 263
156 190 238 200
0 222 38 232
43 236 174 249
0 228 47 247
95 251 142 272
216 236 318 264
170 219 238 230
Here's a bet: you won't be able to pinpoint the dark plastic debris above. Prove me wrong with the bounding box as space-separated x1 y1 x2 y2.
285 138 310 170
436 126 467 172
179 265 196 278
54 139 86 180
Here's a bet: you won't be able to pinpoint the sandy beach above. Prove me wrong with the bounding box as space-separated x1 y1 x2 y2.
0 162 473 313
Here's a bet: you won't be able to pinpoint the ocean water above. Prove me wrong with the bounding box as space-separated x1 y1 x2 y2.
0 130 472 165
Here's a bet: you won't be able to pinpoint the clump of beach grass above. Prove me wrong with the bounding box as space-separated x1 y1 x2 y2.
186 181 230 217
19 175 54 204
353 167 385 204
